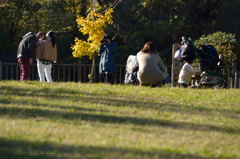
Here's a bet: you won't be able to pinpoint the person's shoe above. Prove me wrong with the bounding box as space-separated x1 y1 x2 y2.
151 84 158 88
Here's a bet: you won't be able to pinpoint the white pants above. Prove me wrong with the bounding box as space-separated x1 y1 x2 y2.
37 59 53 82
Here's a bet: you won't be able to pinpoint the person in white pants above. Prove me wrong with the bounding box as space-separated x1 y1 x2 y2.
35 31 57 82
37 59 53 82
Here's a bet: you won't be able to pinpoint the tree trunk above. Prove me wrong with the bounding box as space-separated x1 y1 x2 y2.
96 0 104 6
80 0 87 17
89 54 97 83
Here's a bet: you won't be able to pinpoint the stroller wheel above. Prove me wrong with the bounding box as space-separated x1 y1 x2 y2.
213 83 227 89
197 83 209 88
213 84 221 89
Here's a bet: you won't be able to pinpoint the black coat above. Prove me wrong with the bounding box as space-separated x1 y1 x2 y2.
17 32 37 59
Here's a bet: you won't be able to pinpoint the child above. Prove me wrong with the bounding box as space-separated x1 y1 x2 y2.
178 59 196 88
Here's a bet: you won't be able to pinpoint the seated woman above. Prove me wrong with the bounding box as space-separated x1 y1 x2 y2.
137 42 169 86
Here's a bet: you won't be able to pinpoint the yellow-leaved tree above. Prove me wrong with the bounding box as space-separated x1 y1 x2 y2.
72 7 113 82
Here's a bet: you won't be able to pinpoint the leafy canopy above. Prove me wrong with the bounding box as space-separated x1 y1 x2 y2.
72 7 113 59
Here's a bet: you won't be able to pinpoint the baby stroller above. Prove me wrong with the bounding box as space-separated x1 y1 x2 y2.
175 36 226 88
124 55 139 85
195 45 226 88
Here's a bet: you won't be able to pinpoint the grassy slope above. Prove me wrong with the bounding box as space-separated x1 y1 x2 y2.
0 81 239 159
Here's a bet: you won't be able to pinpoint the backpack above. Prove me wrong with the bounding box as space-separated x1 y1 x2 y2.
174 49 182 60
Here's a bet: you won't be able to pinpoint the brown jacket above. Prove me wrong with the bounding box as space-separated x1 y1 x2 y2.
35 40 57 62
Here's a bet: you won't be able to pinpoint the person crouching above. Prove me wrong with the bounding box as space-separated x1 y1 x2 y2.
178 59 196 88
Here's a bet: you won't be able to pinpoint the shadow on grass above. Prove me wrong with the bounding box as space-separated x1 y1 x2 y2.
0 106 239 135
0 97 110 114
1 86 240 120
0 137 219 159
1 85 240 135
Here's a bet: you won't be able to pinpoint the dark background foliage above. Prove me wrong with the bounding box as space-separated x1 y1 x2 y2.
0 0 239 65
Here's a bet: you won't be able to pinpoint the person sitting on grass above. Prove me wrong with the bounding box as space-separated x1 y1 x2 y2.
178 59 198 88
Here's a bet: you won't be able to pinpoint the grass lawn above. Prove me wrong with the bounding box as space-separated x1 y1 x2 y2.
0 81 239 159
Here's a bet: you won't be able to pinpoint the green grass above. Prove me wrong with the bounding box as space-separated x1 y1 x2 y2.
0 81 240 159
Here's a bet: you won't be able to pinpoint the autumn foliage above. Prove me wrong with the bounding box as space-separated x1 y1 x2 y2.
72 8 113 59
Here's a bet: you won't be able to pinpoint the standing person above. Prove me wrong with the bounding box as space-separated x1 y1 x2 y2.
35 31 57 82
137 42 169 87
178 59 197 88
98 35 117 84
17 32 37 80
35 32 45 81
36 32 45 44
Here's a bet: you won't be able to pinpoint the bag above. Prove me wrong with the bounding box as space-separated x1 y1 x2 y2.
174 49 182 60
124 71 138 84
124 55 139 84
126 55 138 72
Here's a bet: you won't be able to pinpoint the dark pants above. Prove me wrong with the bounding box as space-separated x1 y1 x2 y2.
100 72 115 84
18 58 31 81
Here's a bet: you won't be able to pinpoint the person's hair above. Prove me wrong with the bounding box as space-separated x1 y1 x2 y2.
101 34 112 43
141 42 156 54
47 31 56 47
104 34 111 40
36 32 44 39
185 59 193 64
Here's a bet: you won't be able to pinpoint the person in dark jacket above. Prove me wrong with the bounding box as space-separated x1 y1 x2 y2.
17 32 37 80
99 35 117 84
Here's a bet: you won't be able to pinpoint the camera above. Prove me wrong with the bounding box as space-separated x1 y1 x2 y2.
100 37 107 44
101 35 111 44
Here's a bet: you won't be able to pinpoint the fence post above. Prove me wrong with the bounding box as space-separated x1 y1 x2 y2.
233 60 240 88
0 61 2 80
231 63 236 88
171 43 182 87
234 71 240 88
